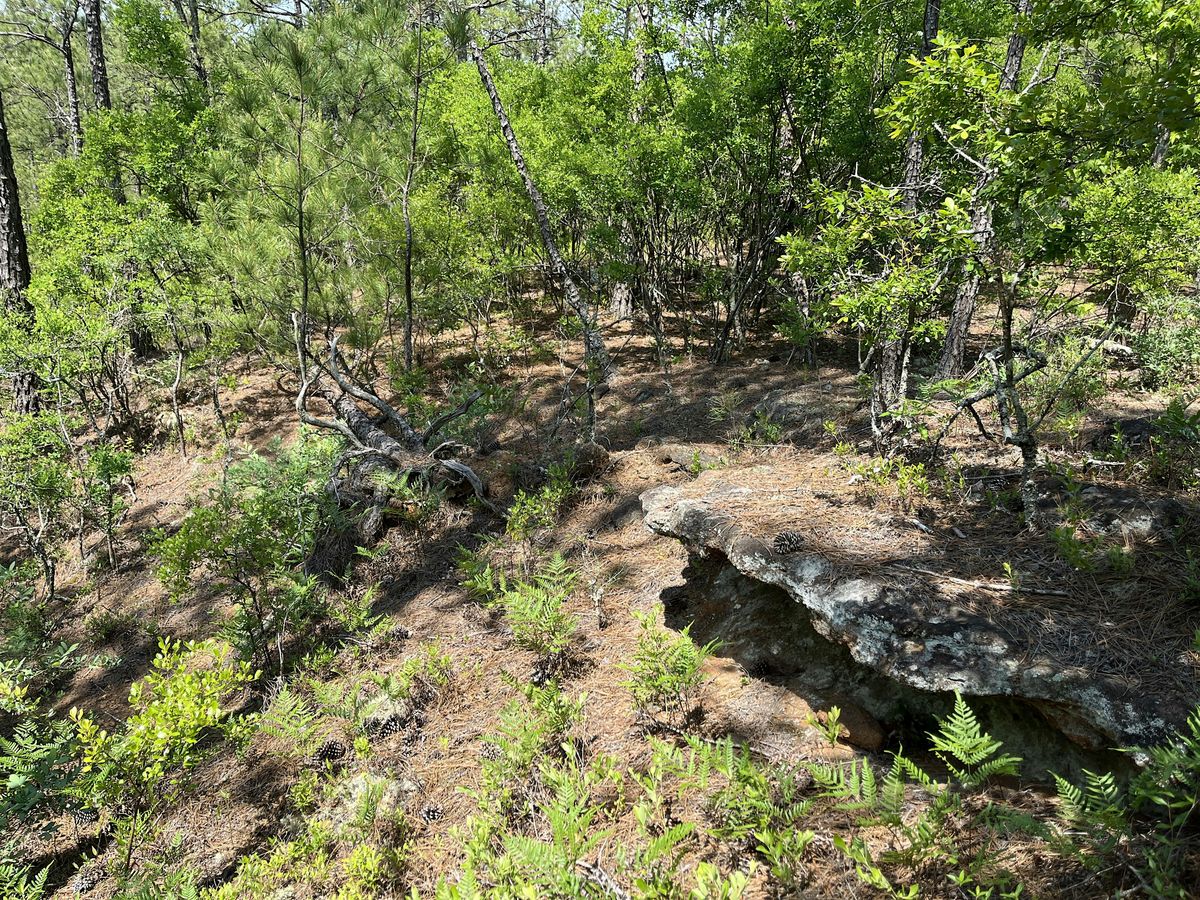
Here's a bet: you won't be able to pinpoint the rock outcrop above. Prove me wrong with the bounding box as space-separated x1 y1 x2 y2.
642 469 1196 752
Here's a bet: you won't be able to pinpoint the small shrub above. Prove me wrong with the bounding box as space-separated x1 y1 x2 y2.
506 462 574 542
70 638 256 874
156 434 340 671
621 613 715 728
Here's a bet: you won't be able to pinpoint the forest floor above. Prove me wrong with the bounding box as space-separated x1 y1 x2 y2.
22 310 1200 898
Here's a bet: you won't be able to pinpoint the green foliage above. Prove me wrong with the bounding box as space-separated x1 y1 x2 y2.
505 462 575 542
475 679 585 819
72 639 256 799
807 705 844 747
0 564 81 713
474 554 578 660
928 693 1021 789
259 684 322 759
621 613 714 727
156 435 340 669
70 639 256 873
0 717 76 834
0 862 49 900
730 412 783 449
0 415 73 596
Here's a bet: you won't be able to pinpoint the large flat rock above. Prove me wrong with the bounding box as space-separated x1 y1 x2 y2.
642 467 1196 750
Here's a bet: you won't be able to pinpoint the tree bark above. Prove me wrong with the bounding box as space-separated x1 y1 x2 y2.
470 40 615 384
935 0 1030 379
401 14 424 371
82 0 111 110
169 0 209 89
62 26 82 154
900 0 940 210
0 90 39 413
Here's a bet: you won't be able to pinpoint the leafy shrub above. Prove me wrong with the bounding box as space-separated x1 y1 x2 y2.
1135 309 1200 388
0 564 81 712
156 435 340 669
621 613 715 728
0 415 74 597
70 639 256 874
78 442 135 568
506 461 575 542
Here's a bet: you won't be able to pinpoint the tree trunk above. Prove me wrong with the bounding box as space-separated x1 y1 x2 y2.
0 90 39 413
901 0 940 210
62 30 82 154
935 0 1030 379
470 40 615 384
401 15 424 371
82 0 111 110
169 0 209 89
535 0 551 64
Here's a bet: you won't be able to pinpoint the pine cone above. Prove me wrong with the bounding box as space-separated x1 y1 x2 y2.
420 803 444 823
374 716 404 740
71 807 100 827
73 869 103 894
480 742 503 761
311 739 347 765
772 530 805 555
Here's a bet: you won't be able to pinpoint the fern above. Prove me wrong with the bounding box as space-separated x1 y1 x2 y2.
0 863 49 900
1054 769 1125 831
0 717 75 827
258 685 319 756
929 693 1021 787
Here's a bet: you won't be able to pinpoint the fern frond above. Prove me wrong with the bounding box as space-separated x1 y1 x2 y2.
259 685 319 755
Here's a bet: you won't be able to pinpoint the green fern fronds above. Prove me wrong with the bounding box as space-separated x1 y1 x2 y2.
929 693 1021 787
259 685 319 756
1054 769 1126 831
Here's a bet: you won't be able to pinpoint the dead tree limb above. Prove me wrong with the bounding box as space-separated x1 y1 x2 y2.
469 37 615 388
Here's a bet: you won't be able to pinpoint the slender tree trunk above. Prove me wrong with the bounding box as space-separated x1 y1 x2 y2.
470 40 615 383
62 31 82 154
935 0 1030 379
901 0 940 210
536 0 551 64
170 0 209 88
0 90 39 413
612 0 649 329
82 0 111 109
1150 45 1175 169
401 17 424 371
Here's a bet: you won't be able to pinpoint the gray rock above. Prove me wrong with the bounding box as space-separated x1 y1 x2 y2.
750 388 828 444
641 477 1192 751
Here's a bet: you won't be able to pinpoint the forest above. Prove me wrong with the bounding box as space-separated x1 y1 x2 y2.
2 0 1200 896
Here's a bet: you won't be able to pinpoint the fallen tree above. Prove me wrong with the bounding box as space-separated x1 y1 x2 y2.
294 326 496 558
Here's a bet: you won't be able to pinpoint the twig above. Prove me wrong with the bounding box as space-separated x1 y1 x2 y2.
888 564 1072 598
